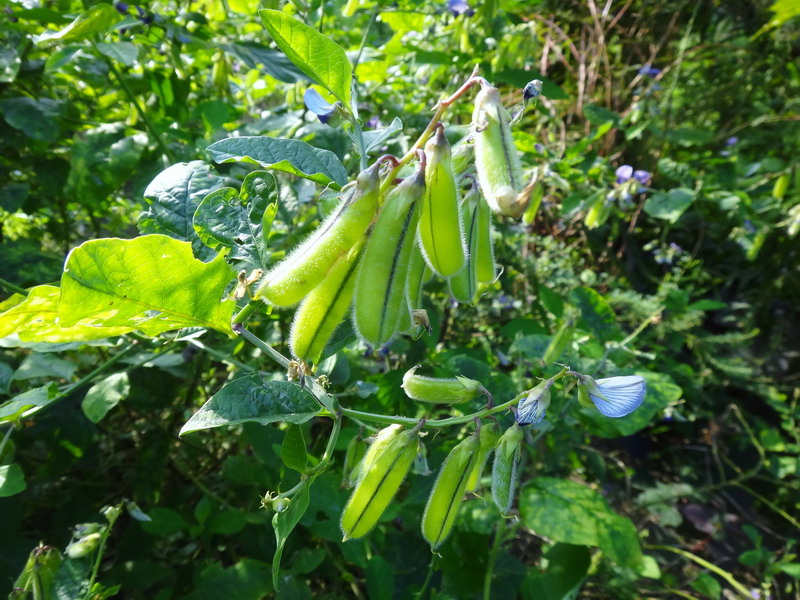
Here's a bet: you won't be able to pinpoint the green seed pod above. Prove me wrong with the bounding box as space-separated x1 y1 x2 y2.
773 173 790 199
255 162 381 307
422 433 481 550
491 423 524 515
401 365 489 405
474 189 496 283
449 185 496 303
465 421 503 492
542 317 575 365
342 432 367 489
353 165 425 347
451 138 474 175
341 424 420 540
13 545 62 598
419 126 466 277
289 239 364 364
473 85 535 219
399 242 430 333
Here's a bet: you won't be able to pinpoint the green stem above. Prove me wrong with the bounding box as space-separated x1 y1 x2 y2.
232 300 261 325
84 505 121 600
0 424 15 458
0 277 28 296
307 412 342 476
483 520 506 600
92 41 175 162
353 6 379 72
645 544 753 599
61 343 138 397
415 555 438 599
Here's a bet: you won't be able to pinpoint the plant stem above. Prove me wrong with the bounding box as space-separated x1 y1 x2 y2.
232 300 261 325
0 424 15 458
483 520 506 600
92 41 175 162
84 505 122 600
645 544 753 599
0 277 28 296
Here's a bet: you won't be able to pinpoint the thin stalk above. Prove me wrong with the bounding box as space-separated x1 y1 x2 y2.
483 521 506 600
646 544 752 599
0 278 28 296
92 41 175 162
415 555 438 599
0 424 15 458
84 506 121 600
232 300 261 325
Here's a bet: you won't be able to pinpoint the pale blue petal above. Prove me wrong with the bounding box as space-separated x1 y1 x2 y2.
589 375 646 418
303 87 335 116
516 391 550 426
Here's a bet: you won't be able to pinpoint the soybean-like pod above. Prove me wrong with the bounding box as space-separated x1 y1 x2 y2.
398 242 430 334
341 432 367 489
353 163 425 347
289 239 364 364
419 126 466 277
401 365 490 405
422 432 481 550
341 424 420 540
472 85 535 219
491 423 524 515
449 185 496 304
465 421 503 492
255 162 381 307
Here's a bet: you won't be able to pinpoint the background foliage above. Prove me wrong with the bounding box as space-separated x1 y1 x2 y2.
1 0 799 598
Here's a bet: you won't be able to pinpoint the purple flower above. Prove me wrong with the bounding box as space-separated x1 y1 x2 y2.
725 136 739 146
447 0 474 17
366 115 380 129
615 165 633 183
115 2 129 13
633 170 651 185
639 65 661 77
534 143 545 153
303 87 337 124
523 79 542 100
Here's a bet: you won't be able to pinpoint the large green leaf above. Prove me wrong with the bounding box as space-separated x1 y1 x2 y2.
519 477 642 568
259 9 352 108
207 137 347 189
0 463 27 497
193 170 278 271
0 97 65 142
222 42 308 83
574 371 682 438
181 560 272 600
81 372 130 424
280 425 308 473
139 161 227 259
0 383 59 424
644 188 695 223
38 3 123 43
522 543 590 600
59 235 235 337
180 376 321 435
0 285 132 343
568 287 621 343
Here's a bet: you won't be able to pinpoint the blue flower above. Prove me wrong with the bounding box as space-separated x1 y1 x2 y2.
725 136 739 147
516 380 553 425
633 169 651 185
303 88 338 124
584 375 646 418
523 79 542 100
115 2 130 13
366 115 380 129
638 65 661 77
615 165 633 184
447 0 474 17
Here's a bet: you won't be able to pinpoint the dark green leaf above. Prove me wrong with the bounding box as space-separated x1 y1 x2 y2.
281 425 308 473
568 287 621 343
223 42 308 83
81 372 130 423
0 97 65 142
0 463 27 497
583 104 621 127
522 543 590 600
259 9 352 107
519 477 642 568
180 376 321 435
0 383 59 424
272 484 311 591
193 170 278 270
95 41 137 66
644 188 695 223
139 161 227 258
207 136 347 189
180 560 272 600
366 555 394 600
11 352 75 381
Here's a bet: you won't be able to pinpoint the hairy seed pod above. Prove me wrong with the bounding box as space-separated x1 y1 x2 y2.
449 185 496 303
422 433 481 550
341 432 367 489
472 85 535 219
465 421 503 492
450 138 474 175
474 189 496 283
492 423 524 515
398 242 430 333
419 126 466 277
341 424 420 540
353 165 425 347
255 163 381 306
401 365 489 405
289 239 364 364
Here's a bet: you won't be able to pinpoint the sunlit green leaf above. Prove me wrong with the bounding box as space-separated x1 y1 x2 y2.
59 235 235 337
39 3 123 43
81 372 130 423
0 463 26 497
259 9 352 108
